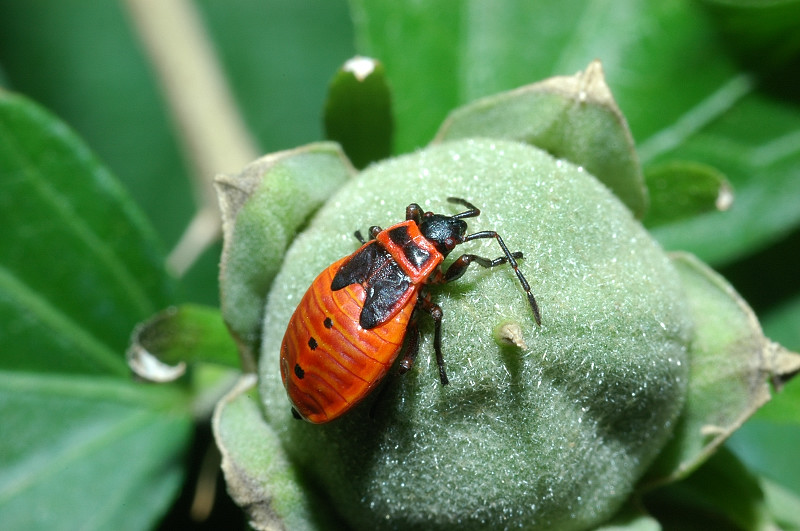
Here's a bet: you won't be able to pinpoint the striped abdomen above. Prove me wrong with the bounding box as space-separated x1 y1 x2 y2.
280 257 418 423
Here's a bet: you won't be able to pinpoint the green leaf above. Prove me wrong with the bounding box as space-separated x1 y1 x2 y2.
127 304 240 382
0 2 355 273
727 417 800 499
0 93 192 530
195 1 356 153
643 161 733 228
760 478 800 531
645 447 773 530
645 90 800 265
434 61 647 219
644 253 800 485
0 371 192 531
595 500 660 531
253 138 692 530
324 56 393 169
0 3 196 254
215 142 355 366
213 375 345 531
0 91 172 374
700 0 800 68
350 0 743 151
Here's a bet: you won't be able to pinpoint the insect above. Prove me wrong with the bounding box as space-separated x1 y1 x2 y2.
280 197 541 423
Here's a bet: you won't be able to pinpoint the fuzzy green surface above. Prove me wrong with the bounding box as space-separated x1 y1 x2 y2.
259 139 692 530
217 143 353 357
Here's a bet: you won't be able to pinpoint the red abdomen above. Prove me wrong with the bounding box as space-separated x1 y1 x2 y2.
280 256 418 423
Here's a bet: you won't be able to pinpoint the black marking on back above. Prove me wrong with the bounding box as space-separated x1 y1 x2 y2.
323 317 333 329
407 245 431 270
331 241 386 290
294 364 305 379
388 224 432 269
388 225 411 246
360 275 411 329
331 240 413 329
308 337 318 350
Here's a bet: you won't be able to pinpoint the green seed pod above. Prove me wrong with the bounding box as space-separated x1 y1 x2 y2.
257 138 692 530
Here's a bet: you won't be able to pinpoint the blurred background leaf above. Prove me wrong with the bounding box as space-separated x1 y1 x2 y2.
0 92 172 371
0 373 192 531
0 0 356 306
350 0 800 269
643 161 732 228
0 91 194 531
644 447 776 530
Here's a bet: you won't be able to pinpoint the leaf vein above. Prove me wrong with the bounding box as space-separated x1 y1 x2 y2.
0 107 158 318
637 73 755 163
0 266 127 375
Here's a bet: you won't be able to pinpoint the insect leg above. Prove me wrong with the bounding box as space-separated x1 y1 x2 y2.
354 225 383 244
442 252 523 282
447 197 480 219
414 291 449 385
397 309 421 374
431 305 448 385
452 230 541 326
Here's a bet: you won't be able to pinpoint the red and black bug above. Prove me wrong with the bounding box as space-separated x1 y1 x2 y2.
280 197 541 423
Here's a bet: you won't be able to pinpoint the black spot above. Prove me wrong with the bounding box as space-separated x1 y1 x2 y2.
308 337 318 350
331 241 384 290
294 364 305 379
323 317 333 329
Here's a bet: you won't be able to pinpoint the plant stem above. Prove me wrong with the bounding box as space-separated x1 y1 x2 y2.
123 0 259 276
